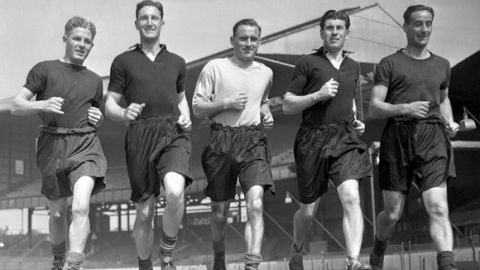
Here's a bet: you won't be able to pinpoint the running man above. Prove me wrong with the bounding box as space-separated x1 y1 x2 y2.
192 18 275 270
11 16 107 270
283 10 372 270
105 1 192 270
369 5 459 270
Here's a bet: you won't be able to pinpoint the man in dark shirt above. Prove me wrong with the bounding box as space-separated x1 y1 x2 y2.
283 10 372 270
105 1 191 270
11 16 106 270
369 5 459 270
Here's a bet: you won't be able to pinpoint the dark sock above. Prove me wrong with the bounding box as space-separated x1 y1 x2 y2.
160 231 177 259
65 251 85 270
373 237 388 256
51 241 66 263
138 256 153 270
437 251 456 270
245 253 262 269
213 239 226 253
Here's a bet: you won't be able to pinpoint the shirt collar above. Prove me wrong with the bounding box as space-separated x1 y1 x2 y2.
129 43 167 52
315 46 354 58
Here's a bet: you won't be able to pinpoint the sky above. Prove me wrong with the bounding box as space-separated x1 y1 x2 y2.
0 0 479 101
0 0 479 232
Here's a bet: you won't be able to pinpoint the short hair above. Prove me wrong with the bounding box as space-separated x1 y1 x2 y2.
232 19 262 37
320 10 351 30
403 5 434 24
64 16 96 40
136 0 164 19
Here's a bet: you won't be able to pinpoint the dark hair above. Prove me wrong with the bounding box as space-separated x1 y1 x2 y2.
136 0 164 19
64 16 96 40
403 5 434 24
320 10 350 30
232 18 262 36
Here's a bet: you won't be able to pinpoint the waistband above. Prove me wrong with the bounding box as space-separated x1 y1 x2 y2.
210 123 263 132
301 119 354 130
129 115 178 125
40 125 96 135
388 115 444 124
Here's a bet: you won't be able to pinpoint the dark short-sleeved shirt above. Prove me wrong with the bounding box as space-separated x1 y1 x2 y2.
374 50 450 118
285 48 359 126
24 60 103 129
108 44 186 118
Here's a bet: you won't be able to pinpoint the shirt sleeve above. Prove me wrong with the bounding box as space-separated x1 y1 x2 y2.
374 57 392 87
192 62 216 108
262 67 274 104
108 56 126 94
285 56 310 95
23 62 47 95
93 77 104 108
176 58 187 94
440 59 451 90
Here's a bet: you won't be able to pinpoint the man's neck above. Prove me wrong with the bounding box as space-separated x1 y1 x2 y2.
325 49 344 61
403 45 430 59
60 57 84 67
230 56 254 68
140 40 161 60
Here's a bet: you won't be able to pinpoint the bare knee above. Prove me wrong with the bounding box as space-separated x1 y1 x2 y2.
247 197 263 217
165 189 184 213
383 207 402 223
340 189 361 210
427 201 449 219
71 202 89 219
136 206 154 224
298 205 316 221
50 208 67 222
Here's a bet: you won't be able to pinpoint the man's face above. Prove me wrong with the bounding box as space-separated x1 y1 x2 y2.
63 27 94 66
230 25 261 62
135 5 163 42
404 10 433 48
321 19 349 53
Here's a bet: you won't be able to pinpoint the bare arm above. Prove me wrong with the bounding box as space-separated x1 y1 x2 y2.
177 91 192 131
193 92 248 119
283 78 338 115
439 88 459 136
11 87 64 116
105 91 145 122
369 84 430 119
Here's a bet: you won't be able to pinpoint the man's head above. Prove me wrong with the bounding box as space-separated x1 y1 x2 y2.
402 5 434 48
230 19 262 63
320 10 350 53
135 1 164 43
63 16 96 66
136 0 164 19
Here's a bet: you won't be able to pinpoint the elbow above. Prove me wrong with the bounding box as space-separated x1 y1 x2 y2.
282 101 295 115
10 101 20 115
192 106 206 119
368 104 381 119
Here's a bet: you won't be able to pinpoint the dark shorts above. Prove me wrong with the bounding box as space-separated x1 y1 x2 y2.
202 123 275 202
37 126 107 200
294 122 372 204
125 116 192 202
379 117 455 193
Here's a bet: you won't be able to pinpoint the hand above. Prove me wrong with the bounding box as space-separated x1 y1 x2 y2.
404 101 429 118
223 92 248 110
312 78 339 101
88 107 103 127
42 97 64 114
262 113 274 130
353 119 365 136
122 103 145 121
446 121 459 138
177 114 192 132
